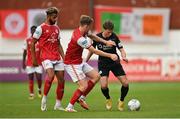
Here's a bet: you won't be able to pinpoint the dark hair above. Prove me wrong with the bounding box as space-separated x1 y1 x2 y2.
46 7 59 16
30 26 37 30
103 20 114 30
30 26 37 34
80 15 93 26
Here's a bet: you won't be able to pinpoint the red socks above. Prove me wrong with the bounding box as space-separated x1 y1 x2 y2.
29 79 34 94
44 75 65 100
56 81 65 100
70 89 83 105
83 80 95 96
69 80 95 105
43 76 53 96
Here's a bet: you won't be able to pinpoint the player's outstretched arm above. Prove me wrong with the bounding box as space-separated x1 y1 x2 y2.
88 46 118 61
119 48 128 63
88 34 115 47
31 38 38 66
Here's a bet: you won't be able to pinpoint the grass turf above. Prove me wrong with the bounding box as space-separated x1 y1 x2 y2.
0 82 180 118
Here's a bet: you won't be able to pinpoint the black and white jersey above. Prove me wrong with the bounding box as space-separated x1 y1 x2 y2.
93 32 123 64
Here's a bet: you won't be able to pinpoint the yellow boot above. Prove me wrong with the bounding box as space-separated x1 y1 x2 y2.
28 93 35 100
106 99 112 110
38 89 42 98
118 99 124 111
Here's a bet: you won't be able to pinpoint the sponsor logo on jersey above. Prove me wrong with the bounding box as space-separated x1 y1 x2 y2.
35 30 40 35
98 44 112 50
82 40 88 45
47 32 58 43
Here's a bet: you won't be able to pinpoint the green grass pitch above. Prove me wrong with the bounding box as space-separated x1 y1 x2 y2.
0 82 180 118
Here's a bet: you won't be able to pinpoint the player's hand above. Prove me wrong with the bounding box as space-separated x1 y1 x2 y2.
122 58 128 63
105 40 116 47
87 30 93 37
110 54 118 61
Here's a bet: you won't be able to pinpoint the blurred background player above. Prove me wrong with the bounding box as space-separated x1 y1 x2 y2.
31 7 65 111
22 26 43 100
64 15 118 112
86 20 129 111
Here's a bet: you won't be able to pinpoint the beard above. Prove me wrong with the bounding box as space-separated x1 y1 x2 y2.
49 19 56 25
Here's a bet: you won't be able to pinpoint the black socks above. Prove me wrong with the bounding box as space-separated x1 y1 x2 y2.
101 87 110 99
120 85 129 101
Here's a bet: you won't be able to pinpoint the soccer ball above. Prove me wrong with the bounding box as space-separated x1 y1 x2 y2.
128 99 141 111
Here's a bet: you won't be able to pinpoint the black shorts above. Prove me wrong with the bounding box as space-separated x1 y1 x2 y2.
98 62 126 77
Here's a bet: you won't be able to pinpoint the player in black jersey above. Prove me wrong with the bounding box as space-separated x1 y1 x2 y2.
86 20 129 111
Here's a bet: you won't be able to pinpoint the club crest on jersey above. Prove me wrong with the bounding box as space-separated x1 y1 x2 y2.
98 44 103 49
28 41 31 45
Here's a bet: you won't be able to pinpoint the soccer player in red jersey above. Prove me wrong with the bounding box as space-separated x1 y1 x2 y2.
31 7 65 111
64 15 118 112
22 26 42 100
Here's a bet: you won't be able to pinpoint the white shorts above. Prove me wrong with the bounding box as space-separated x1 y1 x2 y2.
42 60 64 71
26 66 43 74
64 62 93 82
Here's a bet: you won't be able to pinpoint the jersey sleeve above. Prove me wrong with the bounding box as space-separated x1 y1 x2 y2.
77 37 92 49
57 30 61 45
22 40 27 50
58 28 61 40
58 32 61 40
115 34 123 49
33 26 42 40
92 40 97 48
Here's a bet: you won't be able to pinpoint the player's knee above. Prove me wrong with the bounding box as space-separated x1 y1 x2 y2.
57 77 64 83
93 74 101 83
79 85 88 92
36 76 42 80
46 70 55 79
28 74 34 79
101 84 108 89
122 80 129 87
48 73 55 80
37 79 42 81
